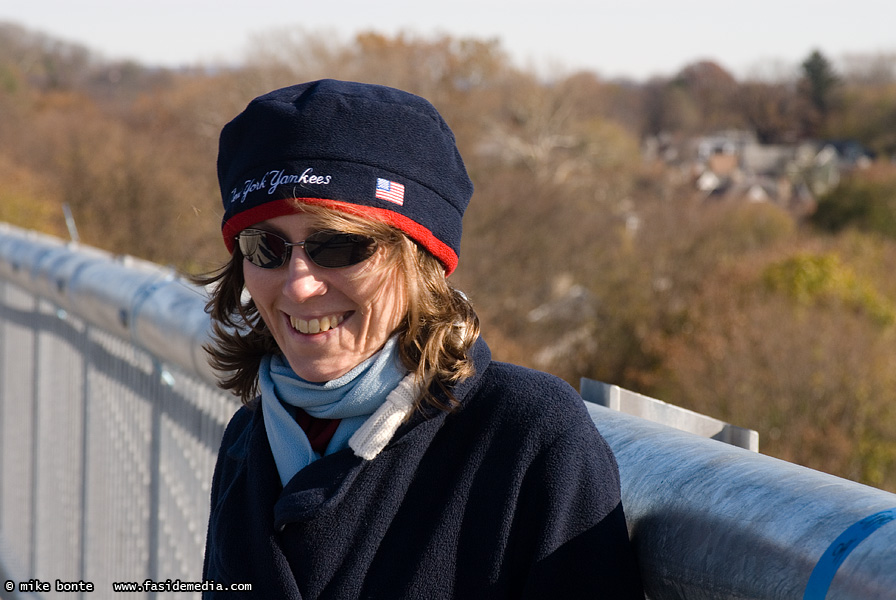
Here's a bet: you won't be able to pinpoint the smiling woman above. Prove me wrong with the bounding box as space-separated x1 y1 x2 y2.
195 79 644 599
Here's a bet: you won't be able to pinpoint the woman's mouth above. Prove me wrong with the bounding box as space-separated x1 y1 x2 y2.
289 313 347 334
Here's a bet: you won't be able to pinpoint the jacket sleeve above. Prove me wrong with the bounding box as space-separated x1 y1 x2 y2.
518 406 645 599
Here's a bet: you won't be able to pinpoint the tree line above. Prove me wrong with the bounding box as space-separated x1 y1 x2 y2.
3 21 896 491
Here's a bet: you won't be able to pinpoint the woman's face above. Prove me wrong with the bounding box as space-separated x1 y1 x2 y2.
242 213 407 382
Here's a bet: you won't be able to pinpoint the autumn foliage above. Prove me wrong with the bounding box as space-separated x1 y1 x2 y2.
4 21 896 490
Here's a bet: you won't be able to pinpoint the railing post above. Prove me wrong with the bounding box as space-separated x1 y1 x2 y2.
28 298 40 581
147 362 163 600
78 325 91 600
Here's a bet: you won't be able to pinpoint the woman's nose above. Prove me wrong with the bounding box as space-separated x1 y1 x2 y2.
282 251 327 301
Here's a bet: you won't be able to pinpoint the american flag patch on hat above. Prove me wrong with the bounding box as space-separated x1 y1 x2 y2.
375 178 405 206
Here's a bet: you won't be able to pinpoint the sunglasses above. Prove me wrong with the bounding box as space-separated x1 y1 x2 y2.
237 229 378 269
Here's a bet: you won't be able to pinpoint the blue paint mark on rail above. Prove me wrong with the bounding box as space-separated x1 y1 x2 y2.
803 508 896 599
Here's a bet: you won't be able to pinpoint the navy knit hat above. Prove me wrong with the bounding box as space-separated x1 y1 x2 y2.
218 79 473 275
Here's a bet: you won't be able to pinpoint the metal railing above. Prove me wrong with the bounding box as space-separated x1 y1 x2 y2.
0 224 235 599
580 395 896 599
582 379 759 452
2 221 896 599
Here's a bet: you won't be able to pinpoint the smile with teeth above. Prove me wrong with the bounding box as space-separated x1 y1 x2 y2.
289 313 346 334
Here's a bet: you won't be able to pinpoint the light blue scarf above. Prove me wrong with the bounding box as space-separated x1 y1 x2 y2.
259 336 408 486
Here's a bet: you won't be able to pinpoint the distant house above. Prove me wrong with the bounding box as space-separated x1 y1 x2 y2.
823 139 875 169
741 143 797 176
696 130 757 163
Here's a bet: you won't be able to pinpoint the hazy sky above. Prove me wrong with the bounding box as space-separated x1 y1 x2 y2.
3 0 895 80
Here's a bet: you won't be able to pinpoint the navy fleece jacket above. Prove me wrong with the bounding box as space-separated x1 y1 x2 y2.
202 339 644 598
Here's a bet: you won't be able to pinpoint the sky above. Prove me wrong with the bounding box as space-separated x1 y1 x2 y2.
3 0 896 81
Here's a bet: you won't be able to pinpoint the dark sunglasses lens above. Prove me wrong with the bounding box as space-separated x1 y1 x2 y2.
238 230 288 268
305 232 377 268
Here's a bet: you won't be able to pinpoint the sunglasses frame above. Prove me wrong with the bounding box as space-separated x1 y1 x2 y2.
236 228 378 270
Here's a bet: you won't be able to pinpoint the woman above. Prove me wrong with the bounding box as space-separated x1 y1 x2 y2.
200 79 644 598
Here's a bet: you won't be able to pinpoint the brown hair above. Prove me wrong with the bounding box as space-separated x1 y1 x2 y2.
194 202 480 410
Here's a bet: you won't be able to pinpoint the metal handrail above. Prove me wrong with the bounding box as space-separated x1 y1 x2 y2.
0 223 217 386
581 394 896 599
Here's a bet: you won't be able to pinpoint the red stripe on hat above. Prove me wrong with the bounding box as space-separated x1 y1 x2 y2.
222 198 458 275
222 200 300 251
